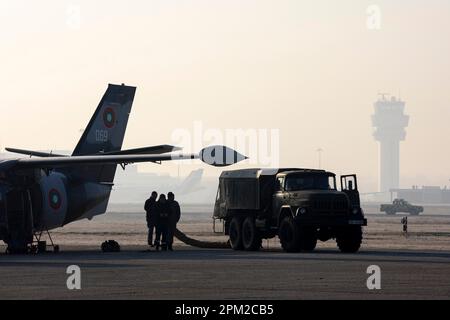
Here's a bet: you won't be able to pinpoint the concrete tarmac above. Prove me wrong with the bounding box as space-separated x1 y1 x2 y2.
0 246 449 300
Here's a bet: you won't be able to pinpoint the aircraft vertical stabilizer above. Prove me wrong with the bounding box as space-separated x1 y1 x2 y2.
71 84 136 183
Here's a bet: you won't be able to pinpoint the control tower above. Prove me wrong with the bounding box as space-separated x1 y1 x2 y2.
372 95 409 193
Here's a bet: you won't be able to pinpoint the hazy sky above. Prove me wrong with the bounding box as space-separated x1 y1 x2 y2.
1 0 449 191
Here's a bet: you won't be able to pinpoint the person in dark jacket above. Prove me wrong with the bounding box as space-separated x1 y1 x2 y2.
167 192 181 251
401 216 408 235
144 191 158 247
155 194 170 251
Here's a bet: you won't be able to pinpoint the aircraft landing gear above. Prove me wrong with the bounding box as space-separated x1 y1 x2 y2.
31 230 60 253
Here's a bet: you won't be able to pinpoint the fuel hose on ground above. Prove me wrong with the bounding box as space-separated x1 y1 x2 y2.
174 228 230 249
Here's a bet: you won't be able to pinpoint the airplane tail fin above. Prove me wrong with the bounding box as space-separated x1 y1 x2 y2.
70 84 136 183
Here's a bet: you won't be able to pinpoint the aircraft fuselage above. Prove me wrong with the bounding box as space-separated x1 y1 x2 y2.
0 166 113 247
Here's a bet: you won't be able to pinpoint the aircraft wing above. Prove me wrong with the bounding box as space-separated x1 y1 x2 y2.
6 145 180 158
0 146 247 170
14 154 192 168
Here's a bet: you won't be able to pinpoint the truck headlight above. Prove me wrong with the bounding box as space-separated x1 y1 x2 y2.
296 207 307 216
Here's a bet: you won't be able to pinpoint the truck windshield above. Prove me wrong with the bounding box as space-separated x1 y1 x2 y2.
285 174 335 191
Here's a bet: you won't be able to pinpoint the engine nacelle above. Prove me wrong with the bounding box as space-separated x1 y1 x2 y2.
39 172 68 230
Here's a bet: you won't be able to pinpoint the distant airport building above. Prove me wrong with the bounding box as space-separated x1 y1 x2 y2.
372 95 409 193
392 186 450 204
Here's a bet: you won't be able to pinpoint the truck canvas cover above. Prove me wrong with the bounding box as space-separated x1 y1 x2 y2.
219 168 317 211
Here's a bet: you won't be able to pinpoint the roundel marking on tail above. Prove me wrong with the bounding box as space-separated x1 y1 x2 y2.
48 188 62 211
103 107 116 129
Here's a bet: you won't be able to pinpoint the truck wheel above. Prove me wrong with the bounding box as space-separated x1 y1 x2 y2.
242 217 262 251
279 217 301 253
299 227 317 252
229 217 244 250
336 226 362 253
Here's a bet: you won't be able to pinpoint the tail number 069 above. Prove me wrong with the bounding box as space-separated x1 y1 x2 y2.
95 130 108 142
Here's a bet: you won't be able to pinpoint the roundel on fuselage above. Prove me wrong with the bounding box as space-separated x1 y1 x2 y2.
48 188 62 211
103 107 116 129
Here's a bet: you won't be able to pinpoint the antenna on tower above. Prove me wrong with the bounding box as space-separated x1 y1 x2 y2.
377 92 390 101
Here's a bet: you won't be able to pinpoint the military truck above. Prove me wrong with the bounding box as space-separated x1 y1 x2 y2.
213 168 367 253
380 199 423 216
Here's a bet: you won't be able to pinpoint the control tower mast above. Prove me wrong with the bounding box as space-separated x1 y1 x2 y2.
372 94 409 193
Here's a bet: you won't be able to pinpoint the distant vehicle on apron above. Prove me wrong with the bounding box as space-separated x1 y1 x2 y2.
380 199 423 216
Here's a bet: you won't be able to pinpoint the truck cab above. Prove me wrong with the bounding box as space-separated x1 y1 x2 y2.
274 171 363 223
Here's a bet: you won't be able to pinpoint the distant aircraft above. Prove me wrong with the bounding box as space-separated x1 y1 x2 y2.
110 168 206 203
0 84 246 253
176 169 204 195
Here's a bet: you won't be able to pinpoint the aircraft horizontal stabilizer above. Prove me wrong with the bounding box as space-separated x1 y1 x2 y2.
5 148 67 158
102 145 181 156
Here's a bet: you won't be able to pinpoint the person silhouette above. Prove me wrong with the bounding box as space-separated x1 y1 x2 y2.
144 191 158 247
167 192 181 251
